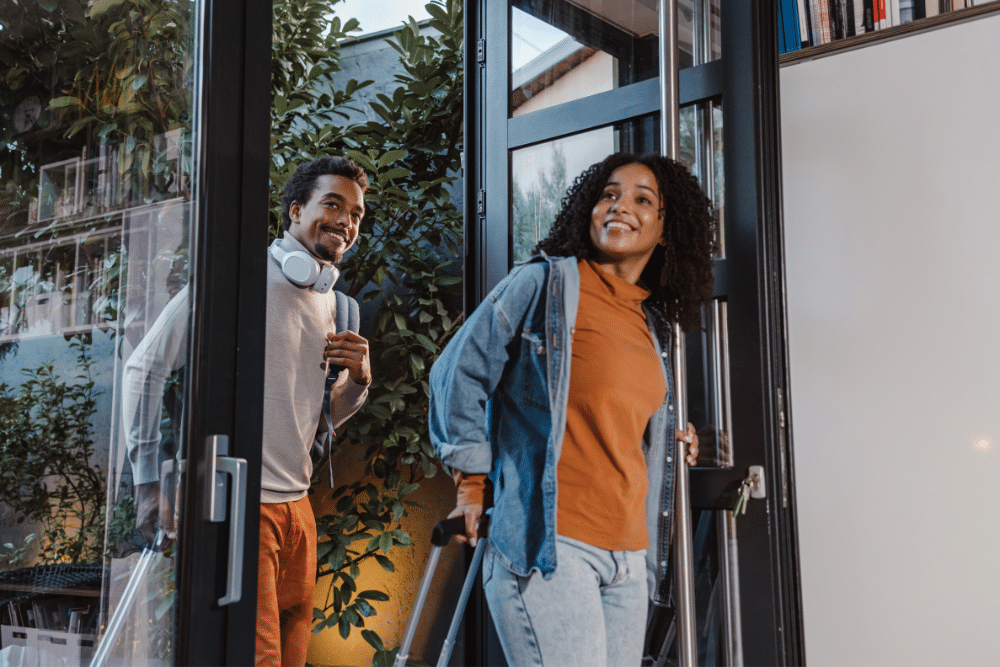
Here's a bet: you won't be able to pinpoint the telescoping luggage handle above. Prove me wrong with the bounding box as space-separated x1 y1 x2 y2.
394 514 490 667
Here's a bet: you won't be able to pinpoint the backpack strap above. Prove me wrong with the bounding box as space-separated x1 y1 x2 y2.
315 291 361 485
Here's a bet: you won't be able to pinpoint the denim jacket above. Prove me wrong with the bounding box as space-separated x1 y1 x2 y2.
429 253 677 604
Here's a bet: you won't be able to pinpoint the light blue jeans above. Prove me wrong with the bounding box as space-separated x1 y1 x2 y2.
483 535 648 667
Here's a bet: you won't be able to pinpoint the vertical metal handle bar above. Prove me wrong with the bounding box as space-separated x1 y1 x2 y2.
216 456 247 606
437 533 488 667
395 546 443 667
721 513 745 666
660 0 697 663
672 340 698 667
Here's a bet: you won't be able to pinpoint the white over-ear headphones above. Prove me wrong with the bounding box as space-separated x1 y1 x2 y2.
268 240 339 293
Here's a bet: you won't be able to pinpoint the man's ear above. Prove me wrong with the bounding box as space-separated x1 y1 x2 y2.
289 201 301 224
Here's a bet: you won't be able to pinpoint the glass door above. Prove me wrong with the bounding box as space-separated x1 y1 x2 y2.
468 0 800 664
0 0 269 663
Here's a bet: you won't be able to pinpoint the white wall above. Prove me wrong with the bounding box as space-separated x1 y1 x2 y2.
781 16 1000 666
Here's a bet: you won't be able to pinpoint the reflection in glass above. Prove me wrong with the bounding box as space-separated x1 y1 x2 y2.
510 0 721 118
690 0 722 65
679 100 724 257
511 1 659 116
687 299 732 468
0 0 198 662
689 508 743 666
510 117 658 264
684 300 741 667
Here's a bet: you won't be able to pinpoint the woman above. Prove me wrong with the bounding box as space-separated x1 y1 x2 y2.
428 152 716 666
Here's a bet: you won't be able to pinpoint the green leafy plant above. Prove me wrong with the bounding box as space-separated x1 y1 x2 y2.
269 0 464 659
0 336 105 567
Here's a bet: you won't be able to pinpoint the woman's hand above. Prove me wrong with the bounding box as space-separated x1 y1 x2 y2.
447 503 485 547
677 422 699 466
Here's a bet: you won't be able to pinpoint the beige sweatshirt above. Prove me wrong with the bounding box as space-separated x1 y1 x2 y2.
122 234 367 500
261 234 367 502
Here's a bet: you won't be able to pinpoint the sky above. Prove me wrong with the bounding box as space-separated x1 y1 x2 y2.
334 0 432 36
332 0 569 71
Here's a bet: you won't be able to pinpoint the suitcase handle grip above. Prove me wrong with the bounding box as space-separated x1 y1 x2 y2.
431 516 467 546
431 514 490 547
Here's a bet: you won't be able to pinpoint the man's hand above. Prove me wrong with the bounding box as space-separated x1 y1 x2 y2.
325 330 372 385
447 503 485 547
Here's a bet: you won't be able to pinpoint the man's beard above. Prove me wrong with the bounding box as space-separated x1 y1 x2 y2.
313 243 342 264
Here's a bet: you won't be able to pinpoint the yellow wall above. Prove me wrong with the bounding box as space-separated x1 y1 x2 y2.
308 444 465 667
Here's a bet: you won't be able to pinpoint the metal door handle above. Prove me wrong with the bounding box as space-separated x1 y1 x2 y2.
214 455 247 606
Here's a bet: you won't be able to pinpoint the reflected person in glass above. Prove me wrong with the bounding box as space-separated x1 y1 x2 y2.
429 153 715 666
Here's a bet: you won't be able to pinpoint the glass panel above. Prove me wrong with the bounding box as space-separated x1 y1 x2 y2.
685 299 732 468
510 116 659 263
685 301 740 667
690 0 722 65
511 1 660 117
688 509 742 666
678 91 737 667
679 100 724 257
510 0 720 118
0 0 200 663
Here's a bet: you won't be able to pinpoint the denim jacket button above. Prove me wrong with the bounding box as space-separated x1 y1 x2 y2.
537 345 545 355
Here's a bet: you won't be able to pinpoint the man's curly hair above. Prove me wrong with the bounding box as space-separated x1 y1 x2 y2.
536 152 716 332
280 156 368 231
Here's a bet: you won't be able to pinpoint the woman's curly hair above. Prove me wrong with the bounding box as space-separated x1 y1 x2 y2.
536 152 716 332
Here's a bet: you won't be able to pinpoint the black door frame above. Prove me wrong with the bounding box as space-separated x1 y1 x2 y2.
173 0 272 663
463 1 804 664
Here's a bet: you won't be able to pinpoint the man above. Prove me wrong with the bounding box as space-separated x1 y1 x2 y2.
123 156 371 667
257 156 371 666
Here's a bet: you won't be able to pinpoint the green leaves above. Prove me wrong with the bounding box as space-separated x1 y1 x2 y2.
0 338 104 567
271 1 465 662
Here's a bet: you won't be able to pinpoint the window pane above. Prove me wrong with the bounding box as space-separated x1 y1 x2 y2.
679 100 724 257
690 0 722 65
510 0 720 118
511 1 660 117
510 116 659 264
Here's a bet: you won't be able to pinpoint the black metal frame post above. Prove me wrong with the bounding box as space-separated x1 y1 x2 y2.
174 0 271 662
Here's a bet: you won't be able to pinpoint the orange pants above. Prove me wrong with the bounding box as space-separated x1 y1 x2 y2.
256 497 317 667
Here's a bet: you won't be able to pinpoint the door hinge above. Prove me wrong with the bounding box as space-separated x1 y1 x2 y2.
477 189 485 217
477 38 485 65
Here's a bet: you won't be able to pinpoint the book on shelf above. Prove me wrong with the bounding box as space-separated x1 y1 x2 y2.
779 0 804 52
809 0 835 44
798 0 811 44
67 605 93 635
889 0 901 24
855 0 872 33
